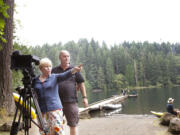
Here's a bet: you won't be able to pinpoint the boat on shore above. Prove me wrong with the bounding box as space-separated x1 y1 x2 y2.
92 89 103 93
89 103 122 112
128 94 138 98
102 104 122 110
79 95 128 118
150 111 164 117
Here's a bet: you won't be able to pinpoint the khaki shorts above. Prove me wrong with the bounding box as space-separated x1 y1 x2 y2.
63 103 79 127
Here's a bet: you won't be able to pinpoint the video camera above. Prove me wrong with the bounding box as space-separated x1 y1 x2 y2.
11 50 40 70
11 50 40 85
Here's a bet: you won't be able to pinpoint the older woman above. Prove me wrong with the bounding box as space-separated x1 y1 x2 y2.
33 58 82 135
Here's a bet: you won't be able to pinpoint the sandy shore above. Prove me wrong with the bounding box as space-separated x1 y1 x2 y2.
0 114 172 135
77 114 172 135
26 114 173 135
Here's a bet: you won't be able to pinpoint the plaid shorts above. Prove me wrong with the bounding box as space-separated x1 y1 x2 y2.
39 109 64 135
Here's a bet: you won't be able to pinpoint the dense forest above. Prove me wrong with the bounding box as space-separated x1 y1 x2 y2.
13 39 180 92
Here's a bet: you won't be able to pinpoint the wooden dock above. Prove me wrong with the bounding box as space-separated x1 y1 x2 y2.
79 95 128 118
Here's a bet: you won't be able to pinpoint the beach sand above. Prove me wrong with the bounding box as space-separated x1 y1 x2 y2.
27 114 172 135
0 114 170 135
77 114 172 135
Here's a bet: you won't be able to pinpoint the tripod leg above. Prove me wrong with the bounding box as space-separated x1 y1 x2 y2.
24 97 31 135
11 90 32 135
10 122 19 135
10 108 23 135
31 88 49 135
10 95 24 135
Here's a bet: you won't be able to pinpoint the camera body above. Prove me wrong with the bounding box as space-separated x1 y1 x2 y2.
11 51 40 85
11 51 40 70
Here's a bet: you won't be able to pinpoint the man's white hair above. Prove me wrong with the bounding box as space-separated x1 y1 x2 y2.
59 50 70 57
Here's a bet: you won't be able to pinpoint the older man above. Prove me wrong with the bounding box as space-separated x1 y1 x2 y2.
52 50 88 135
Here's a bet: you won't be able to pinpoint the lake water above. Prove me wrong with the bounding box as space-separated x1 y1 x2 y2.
78 86 180 115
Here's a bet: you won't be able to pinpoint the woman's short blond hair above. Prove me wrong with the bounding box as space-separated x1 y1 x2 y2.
39 58 52 69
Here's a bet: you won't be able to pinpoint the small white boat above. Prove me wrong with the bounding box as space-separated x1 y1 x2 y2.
105 108 122 116
128 94 138 98
102 104 122 110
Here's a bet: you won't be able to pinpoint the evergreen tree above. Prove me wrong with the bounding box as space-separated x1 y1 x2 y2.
125 64 135 86
113 74 128 89
105 57 114 89
97 67 105 89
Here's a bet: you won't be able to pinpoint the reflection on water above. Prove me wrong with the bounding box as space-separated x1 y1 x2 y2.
122 87 180 114
78 86 180 116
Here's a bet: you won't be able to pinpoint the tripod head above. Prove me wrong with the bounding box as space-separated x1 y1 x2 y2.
11 50 40 88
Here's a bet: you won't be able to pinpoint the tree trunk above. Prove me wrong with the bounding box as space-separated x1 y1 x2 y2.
133 60 139 86
0 0 15 114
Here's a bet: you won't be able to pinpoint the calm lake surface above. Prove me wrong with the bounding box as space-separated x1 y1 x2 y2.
78 86 180 115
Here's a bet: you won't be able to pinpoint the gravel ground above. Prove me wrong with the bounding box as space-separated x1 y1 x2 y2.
19 114 172 135
77 114 172 135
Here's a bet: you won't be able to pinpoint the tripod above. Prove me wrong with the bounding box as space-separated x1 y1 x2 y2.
10 68 49 135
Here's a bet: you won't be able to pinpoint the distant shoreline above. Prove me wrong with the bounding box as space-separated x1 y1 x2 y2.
127 85 180 90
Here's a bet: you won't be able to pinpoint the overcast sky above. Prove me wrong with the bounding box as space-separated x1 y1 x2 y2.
14 0 180 46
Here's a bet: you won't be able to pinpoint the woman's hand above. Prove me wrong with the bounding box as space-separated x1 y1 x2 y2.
71 64 83 74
